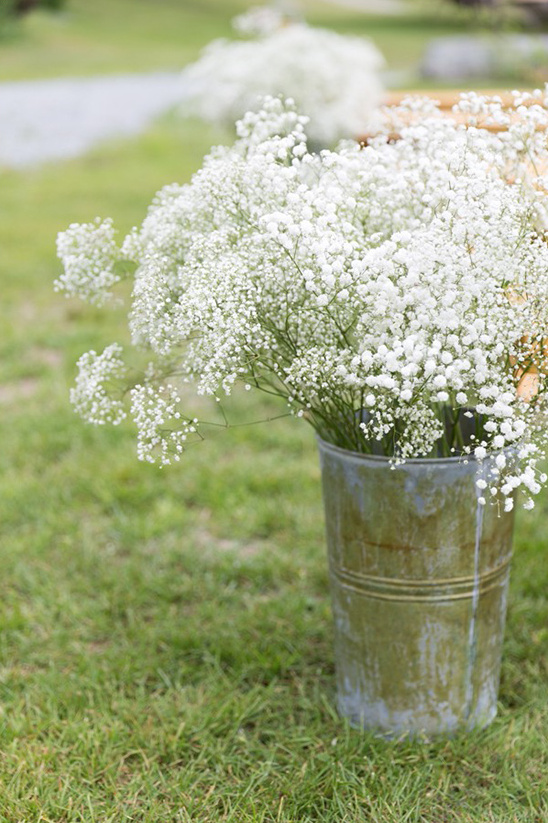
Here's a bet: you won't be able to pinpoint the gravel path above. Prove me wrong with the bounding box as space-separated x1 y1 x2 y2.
328 0 405 13
0 72 183 169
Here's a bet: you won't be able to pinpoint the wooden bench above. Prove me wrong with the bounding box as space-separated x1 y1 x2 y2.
357 89 547 144
382 90 545 132
384 90 519 111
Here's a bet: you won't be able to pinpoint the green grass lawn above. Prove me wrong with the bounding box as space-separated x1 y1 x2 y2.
0 0 544 84
0 1 547 820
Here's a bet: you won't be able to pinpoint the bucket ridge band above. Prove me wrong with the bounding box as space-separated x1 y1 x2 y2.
330 557 511 603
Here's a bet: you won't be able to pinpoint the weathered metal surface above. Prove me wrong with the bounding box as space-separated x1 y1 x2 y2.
317 437 515 737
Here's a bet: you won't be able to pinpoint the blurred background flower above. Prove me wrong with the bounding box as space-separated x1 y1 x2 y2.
180 13 384 146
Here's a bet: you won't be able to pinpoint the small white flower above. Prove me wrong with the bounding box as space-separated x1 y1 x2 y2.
55 218 125 306
70 344 127 426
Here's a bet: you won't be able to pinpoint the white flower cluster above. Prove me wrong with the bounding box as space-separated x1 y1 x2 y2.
55 218 124 306
58 91 548 507
232 5 287 37
130 383 199 465
70 344 127 425
180 20 384 146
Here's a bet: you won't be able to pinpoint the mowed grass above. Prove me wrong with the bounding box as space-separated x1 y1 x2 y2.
0 1 547 821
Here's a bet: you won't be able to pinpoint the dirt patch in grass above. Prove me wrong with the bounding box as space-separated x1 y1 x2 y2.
194 528 264 558
30 346 63 369
0 376 40 405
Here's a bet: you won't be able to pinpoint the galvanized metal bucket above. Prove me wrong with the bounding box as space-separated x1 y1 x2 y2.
317 437 515 738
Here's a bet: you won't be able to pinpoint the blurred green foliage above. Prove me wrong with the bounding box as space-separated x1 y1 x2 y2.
0 0 65 41
2 0 65 15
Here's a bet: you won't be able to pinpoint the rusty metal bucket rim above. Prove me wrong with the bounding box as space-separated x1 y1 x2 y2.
316 434 490 466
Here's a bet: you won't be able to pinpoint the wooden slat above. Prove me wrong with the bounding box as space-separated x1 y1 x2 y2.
383 90 522 110
363 89 548 175
376 89 548 134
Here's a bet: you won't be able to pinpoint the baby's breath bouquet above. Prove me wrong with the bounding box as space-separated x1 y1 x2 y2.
57 92 548 511
179 8 384 147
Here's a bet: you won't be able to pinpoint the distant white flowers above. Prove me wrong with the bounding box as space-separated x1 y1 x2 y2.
180 13 384 146
232 5 286 37
57 90 548 509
